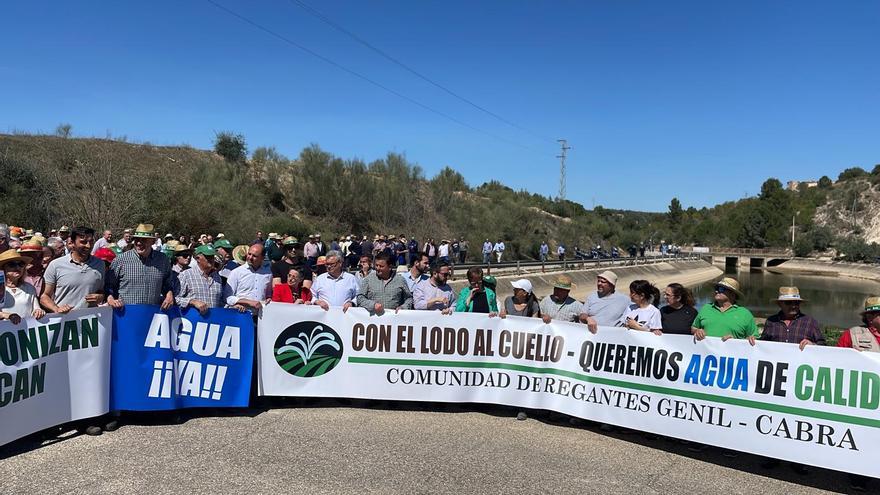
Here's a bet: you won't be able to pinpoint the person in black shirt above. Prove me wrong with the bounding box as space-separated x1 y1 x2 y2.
271 237 313 290
660 283 697 334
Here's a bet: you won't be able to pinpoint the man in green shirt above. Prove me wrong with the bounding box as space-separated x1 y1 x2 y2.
691 277 757 345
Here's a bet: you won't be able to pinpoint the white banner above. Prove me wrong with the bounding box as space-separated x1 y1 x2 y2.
0 307 112 446
260 304 880 477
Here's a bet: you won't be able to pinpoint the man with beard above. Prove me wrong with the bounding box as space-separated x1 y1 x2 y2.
413 261 455 314
41 226 105 313
357 252 412 313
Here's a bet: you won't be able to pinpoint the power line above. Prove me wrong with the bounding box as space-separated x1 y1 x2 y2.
204 0 538 152
285 0 556 144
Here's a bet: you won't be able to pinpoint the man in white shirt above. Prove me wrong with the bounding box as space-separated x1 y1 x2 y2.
224 243 272 314
91 230 113 254
310 250 359 312
493 239 506 263
116 229 132 250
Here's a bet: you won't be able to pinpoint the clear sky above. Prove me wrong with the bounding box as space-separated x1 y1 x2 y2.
2 1 878 211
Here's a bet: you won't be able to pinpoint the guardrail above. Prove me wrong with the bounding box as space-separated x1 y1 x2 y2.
681 247 793 256
444 252 704 276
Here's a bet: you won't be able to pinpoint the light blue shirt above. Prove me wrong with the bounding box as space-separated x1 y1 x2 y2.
311 271 359 306
584 291 630 326
413 278 456 310
403 271 429 292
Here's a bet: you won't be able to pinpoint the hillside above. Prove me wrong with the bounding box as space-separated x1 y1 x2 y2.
1 133 651 258
1 133 877 260
815 176 880 244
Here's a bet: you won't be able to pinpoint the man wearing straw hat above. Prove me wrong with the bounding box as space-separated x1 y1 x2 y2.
837 296 880 351
540 274 583 323
691 277 757 344
760 286 824 350
105 224 176 309
170 244 192 274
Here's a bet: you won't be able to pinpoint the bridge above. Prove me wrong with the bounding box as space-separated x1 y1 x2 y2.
681 247 793 269
442 252 705 278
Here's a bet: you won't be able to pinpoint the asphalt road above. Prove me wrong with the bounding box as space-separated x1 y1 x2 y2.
0 402 865 494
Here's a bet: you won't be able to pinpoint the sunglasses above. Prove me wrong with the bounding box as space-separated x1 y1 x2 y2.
714 285 728 293
4 261 25 269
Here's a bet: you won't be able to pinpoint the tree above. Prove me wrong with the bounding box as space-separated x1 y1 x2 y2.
667 197 683 225
817 175 833 189
808 226 834 251
55 123 72 138
871 164 880 175
759 178 783 199
213 131 247 163
838 167 867 182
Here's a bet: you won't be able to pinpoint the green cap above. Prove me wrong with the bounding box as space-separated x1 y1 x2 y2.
213 239 233 250
110 245 122 255
194 245 217 257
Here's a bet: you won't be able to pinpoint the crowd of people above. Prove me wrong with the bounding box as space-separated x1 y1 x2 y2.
0 222 876 489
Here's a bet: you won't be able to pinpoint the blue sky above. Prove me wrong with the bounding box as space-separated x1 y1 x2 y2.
2 1 878 211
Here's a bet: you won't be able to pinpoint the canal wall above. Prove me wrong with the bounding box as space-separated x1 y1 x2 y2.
774 258 880 285
450 260 722 300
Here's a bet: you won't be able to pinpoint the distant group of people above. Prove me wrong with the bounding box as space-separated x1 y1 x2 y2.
0 222 877 488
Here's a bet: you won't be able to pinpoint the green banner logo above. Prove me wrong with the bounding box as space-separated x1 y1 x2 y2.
273 322 343 378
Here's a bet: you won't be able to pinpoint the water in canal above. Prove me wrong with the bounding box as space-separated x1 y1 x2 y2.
690 267 880 329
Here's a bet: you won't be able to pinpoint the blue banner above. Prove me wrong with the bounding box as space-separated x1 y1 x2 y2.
110 304 254 410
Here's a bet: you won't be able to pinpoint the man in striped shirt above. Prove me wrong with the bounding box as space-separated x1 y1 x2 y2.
357 252 412 314
176 245 224 314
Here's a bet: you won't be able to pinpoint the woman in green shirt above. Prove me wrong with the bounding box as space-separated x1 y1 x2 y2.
456 267 498 315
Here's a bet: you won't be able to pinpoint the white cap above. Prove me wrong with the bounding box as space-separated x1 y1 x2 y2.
511 279 533 293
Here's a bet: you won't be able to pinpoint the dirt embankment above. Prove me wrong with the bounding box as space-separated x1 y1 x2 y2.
450 260 722 301
774 258 880 284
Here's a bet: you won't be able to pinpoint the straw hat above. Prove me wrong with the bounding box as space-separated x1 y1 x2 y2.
132 224 157 239
553 274 574 291
0 250 32 269
18 239 44 253
715 277 743 297
860 296 880 315
772 286 807 303
232 245 248 265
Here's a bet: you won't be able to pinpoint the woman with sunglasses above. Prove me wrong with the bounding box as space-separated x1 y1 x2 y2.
0 250 45 323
